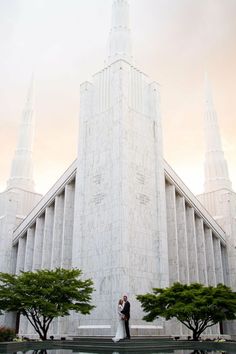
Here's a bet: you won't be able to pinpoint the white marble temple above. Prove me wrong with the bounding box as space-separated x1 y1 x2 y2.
0 0 236 339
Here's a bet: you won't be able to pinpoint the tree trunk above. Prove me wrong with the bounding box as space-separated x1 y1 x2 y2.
38 328 47 341
15 312 20 334
36 322 48 340
38 333 47 340
192 329 199 341
42 328 47 340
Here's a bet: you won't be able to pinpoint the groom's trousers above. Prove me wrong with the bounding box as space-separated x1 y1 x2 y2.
125 319 130 339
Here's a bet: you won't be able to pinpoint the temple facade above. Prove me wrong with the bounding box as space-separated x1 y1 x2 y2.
0 0 235 338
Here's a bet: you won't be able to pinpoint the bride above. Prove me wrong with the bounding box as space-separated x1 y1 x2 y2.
112 299 126 342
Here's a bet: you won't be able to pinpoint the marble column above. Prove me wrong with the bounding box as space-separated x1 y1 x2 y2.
176 195 190 336
20 229 35 340
42 205 54 269
51 194 64 269
24 227 35 271
16 234 29 336
32 216 45 270
204 228 216 286
15 236 26 274
176 195 189 283
195 217 207 284
213 237 224 284
221 245 230 285
186 206 198 283
61 182 75 269
11 245 18 275
165 183 179 284
165 183 182 335
58 182 74 338
50 194 64 336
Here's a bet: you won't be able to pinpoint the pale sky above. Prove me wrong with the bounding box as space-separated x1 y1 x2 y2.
0 0 236 196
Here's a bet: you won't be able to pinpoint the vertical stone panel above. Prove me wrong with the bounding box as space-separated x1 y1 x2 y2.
72 81 93 270
150 82 169 289
32 215 45 270
176 194 189 283
165 183 179 284
213 236 224 284
15 236 26 274
50 194 64 336
11 245 18 275
204 227 216 286
72 80 94 335
42 204 55 269
165 185 183 337
221 244 230 285
0 191 17 274
195 216 207 284
61 182 75 269
24 227 35 271
186 206 198 283
203 227 217 336
16 234 28 338
51 194 65 269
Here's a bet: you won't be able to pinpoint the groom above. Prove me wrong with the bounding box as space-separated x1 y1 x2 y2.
121 295 131 339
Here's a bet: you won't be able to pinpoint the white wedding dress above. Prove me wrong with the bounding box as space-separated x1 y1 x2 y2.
112 304 126 342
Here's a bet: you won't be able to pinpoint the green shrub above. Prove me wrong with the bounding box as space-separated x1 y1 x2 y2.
0 326 15 342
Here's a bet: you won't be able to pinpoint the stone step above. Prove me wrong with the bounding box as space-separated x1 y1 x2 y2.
55 337 191 351
71 336 172 342
49 338 236 354
1 339 235 354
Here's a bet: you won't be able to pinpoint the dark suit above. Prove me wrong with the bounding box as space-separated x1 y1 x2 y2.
121 300 130 338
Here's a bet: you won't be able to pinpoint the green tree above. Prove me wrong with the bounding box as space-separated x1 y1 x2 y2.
137 282 236 341
0 268 94 340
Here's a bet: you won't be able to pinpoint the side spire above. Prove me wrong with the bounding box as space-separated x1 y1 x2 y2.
203 73 232 193
7 75 35 192
107 0 133 64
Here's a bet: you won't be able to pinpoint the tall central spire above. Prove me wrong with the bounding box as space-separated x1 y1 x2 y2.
203 74 232 193
107 0 132 64
7 76 35 192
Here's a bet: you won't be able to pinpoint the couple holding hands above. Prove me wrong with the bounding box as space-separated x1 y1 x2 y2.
112 295 131 343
